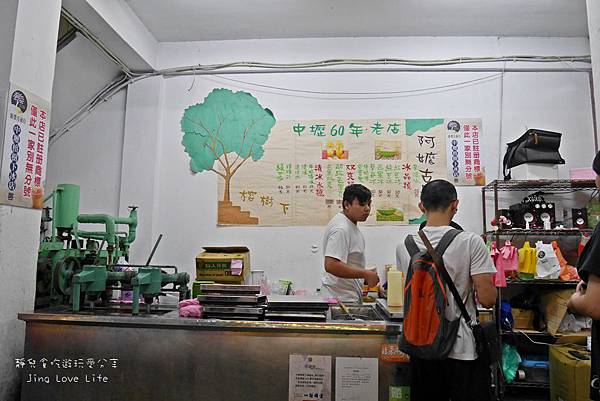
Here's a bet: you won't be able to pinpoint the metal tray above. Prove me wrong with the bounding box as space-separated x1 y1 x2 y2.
202 306 264 316
375 299 403 320
267 295 329 309
264 311 327 322
203 314 262 320
197 295 266 304
200 284 261 294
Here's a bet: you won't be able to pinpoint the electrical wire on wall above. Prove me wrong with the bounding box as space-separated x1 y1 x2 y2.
49 55 592 146
209 73 505 96
50 7 594 146
198 72 504 101
151 55 591 75
50 9 594 146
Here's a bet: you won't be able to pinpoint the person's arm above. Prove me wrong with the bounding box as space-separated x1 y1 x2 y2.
469 235 498 309
568 274 600 319
324 257 379 287
472 273 497 308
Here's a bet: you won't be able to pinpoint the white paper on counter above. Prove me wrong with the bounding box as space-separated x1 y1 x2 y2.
335 357 378 401
289 354 332 401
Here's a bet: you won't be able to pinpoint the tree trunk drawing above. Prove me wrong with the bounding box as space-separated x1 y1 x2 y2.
223 174 231 202
217 169 259 225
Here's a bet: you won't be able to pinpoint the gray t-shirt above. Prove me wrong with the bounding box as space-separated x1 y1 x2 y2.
395 226 496 360
321 212 366 303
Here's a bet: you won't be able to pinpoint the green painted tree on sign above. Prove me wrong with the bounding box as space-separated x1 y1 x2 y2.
180 88 276 203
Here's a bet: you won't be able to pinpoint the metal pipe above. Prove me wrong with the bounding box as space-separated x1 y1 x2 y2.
161 66 592 76
589 72 599 153
75 231 111 240
77 215 116 247
113 208 138 245
161 272 190 286
145 234 163 266
93 240 106 266
51 189 57 238
481 187 487 241
73 229 81 251
49 187 62 238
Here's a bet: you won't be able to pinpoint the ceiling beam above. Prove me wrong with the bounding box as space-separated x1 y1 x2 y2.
61 0 157 72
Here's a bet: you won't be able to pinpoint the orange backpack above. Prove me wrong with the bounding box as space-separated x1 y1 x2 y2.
399 229 462 359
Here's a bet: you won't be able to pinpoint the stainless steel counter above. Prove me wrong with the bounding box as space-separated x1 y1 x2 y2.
19 309 399 333
18 307 407 401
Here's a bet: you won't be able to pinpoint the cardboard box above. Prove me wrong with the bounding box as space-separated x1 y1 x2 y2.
195 246 250 284
542 289 575 335
512 308 535 330
550 344 591 401
511 163 559 180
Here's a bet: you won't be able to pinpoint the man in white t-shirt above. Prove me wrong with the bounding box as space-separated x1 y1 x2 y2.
321 184 380 303
395 179 497 401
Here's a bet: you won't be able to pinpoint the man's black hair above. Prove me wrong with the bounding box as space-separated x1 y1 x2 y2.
419 220 464 230
343 184 371 208
420 179 457 212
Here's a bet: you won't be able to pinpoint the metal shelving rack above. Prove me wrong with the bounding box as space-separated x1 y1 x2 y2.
481 179 596 400
482 179 596 239
486 229 594 237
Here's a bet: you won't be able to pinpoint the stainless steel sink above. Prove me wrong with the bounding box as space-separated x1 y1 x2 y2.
329 305 385 321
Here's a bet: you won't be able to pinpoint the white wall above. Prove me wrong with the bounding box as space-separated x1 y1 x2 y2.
0 1 61 399
588 0 600 148
157 36 590 70
48 36 595 294
118 76 164 262
46 30 126 217
145 37 594 292
0 4 22 398
51 33 123 129
85 0 158 68
0 0 18 125
45 90 126 216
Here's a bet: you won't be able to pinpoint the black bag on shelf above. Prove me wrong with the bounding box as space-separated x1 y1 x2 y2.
502 129 565 181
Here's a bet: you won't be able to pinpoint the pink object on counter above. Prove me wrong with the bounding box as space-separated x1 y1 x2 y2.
179 304 202 318
324 297 338 305
570 168 596 181
179 298 199 308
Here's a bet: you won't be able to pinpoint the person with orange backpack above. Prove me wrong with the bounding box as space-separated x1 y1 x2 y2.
395 179 497 401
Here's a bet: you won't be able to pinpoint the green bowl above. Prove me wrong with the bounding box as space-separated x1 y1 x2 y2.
377 150 398 158
377 208 396 216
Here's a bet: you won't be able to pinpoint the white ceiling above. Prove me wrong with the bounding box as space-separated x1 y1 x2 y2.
125 0 589 42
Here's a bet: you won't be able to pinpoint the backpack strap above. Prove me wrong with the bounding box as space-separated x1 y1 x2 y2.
404 235 421 258
418 230 473 326
434 228 462 257
405 227 461 258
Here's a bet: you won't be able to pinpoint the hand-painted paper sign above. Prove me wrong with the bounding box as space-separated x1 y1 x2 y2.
180 88 483 226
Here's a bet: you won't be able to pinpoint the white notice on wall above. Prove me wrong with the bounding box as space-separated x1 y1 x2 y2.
0 82 51 208
289 354 332 401
335 357 378 401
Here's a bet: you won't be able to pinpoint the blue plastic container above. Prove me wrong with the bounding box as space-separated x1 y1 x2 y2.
520 356 549 383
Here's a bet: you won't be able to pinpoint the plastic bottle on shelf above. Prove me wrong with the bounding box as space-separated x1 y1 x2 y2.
387 266 404 307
